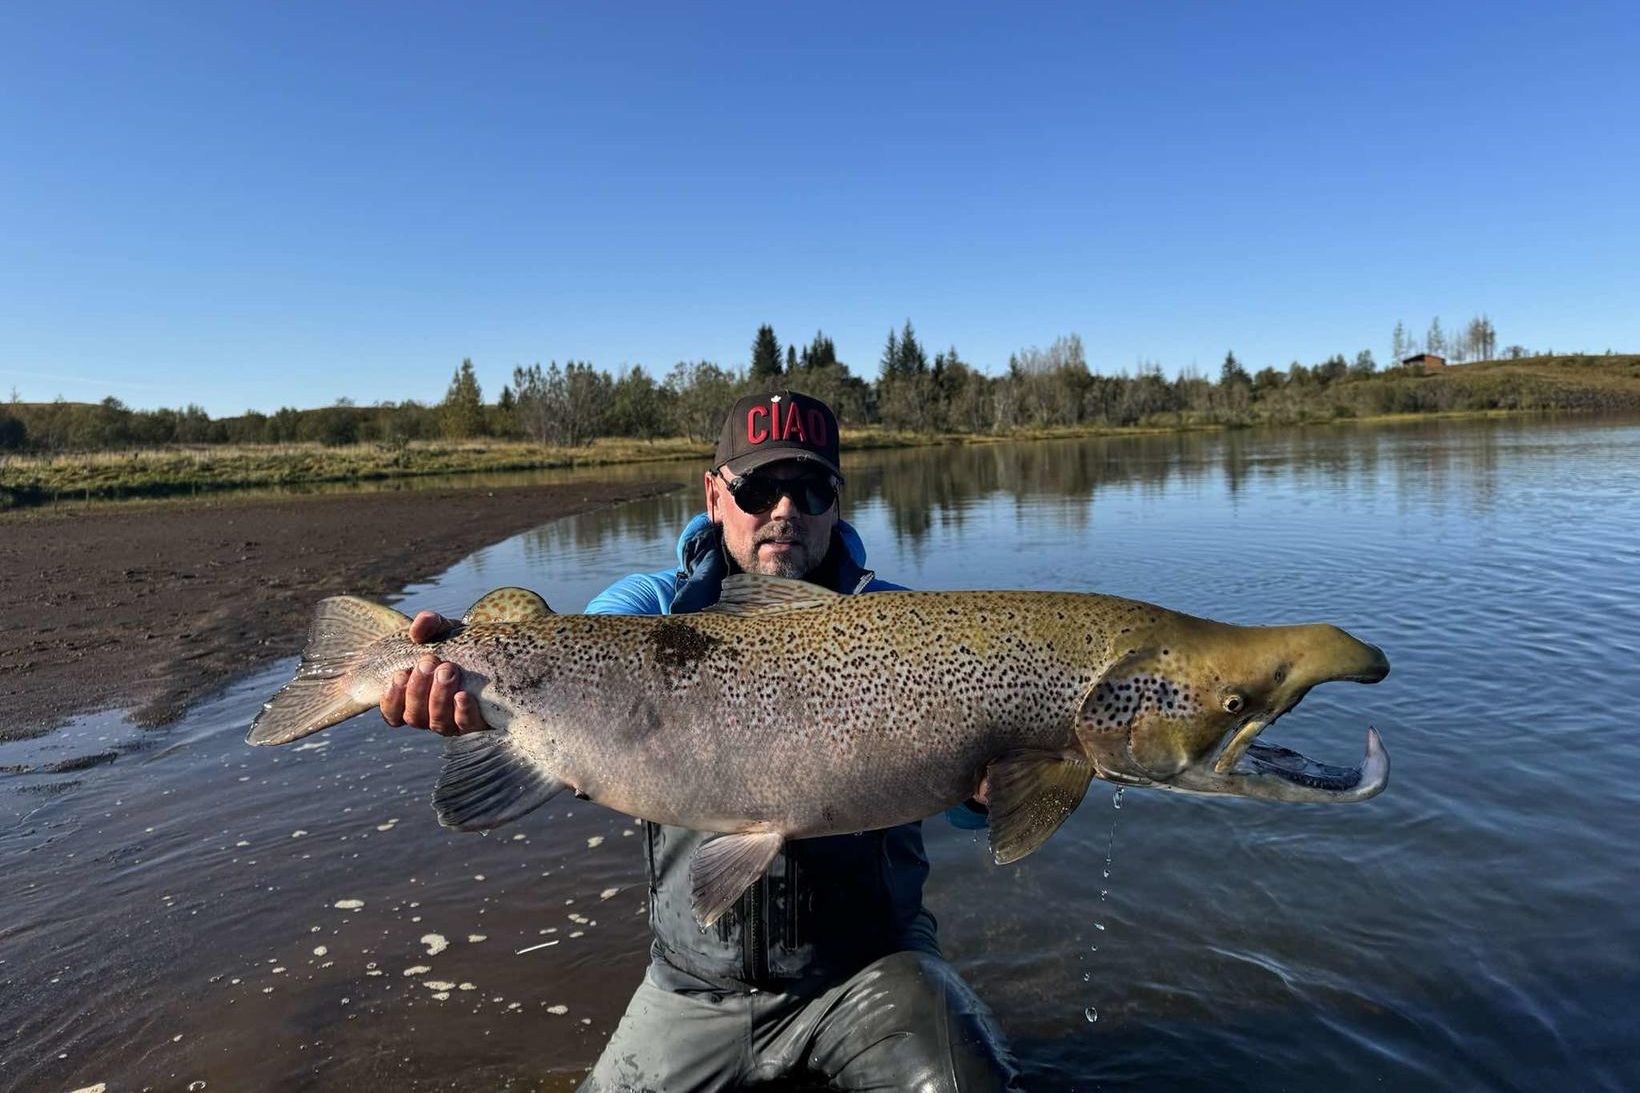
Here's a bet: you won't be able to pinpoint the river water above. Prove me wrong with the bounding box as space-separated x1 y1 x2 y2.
4 417 1638 1091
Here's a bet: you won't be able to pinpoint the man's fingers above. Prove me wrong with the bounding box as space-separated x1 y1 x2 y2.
974 774 991 807
452 691 488 734
402 654 438 728
427 663 460 735
380 669 410 726
409 611 452 645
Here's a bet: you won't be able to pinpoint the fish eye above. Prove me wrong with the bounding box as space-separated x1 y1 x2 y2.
1222 694 1245 714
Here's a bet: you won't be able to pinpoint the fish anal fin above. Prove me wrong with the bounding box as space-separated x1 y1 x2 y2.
986 752 1094 866
463 587 554 626
433 732 567 831
707 574 841 617
689 828 785 927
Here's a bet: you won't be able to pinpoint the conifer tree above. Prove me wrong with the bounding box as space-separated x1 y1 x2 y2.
750 325 783 381
895 319 928 375
880 328 900 377
440 358 485 438
1219 351 1251 388
801 331 838 370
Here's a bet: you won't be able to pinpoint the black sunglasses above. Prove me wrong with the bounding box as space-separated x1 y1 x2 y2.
717 469 838 516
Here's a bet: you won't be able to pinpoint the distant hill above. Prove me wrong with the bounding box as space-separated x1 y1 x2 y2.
1372 353 1640 412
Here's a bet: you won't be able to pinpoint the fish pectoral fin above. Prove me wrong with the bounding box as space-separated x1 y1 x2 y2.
707 574 842 617
689 828 785 928
432 732 567 831
463 587 554 626
985 752 1095 866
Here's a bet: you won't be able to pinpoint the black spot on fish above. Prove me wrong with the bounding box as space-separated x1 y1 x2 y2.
647 619 722 669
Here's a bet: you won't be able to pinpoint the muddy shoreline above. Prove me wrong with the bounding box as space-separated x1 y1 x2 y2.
0 480 683 739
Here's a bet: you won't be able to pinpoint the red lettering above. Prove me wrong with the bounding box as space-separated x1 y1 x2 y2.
746 405 769 444
806 409 827 447
783 401 806 442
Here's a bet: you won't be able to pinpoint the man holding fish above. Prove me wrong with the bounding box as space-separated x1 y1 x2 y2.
380 390 1024 1091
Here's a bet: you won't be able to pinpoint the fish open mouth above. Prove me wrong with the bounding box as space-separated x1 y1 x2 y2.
1170 719 1389 802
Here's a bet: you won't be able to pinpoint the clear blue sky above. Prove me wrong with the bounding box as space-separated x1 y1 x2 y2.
3 1 1636 416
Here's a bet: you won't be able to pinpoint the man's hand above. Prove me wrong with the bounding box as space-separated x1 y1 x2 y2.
379 611 489 736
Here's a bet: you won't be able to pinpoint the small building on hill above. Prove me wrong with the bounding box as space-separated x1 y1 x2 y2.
1402 353 1448 373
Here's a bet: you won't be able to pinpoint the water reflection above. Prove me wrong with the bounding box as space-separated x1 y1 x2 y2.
844 417 1586 555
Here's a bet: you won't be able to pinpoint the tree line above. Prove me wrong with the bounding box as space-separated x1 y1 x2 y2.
0 316 1614 453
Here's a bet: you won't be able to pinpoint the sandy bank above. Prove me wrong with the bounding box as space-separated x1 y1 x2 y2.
0 479 683 738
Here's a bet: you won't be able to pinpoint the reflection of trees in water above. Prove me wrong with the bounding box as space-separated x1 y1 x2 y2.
520 490 699 562
1385 417 1505 517
847 421 1519 546
509 418 1524 561
850 435 1222 546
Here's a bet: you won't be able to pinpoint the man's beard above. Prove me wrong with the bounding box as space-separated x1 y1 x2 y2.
749 519 824 578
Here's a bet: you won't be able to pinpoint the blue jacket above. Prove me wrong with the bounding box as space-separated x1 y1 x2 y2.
586 513 970 992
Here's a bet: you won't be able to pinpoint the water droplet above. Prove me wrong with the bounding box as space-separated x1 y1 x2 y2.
1094 922 1106 931
1084 1006 1098 1023
1081 971 1090 982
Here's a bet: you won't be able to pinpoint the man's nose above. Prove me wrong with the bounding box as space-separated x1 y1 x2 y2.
767 488 801 518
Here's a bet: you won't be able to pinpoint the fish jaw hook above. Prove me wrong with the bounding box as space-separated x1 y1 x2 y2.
1166 727 1389 802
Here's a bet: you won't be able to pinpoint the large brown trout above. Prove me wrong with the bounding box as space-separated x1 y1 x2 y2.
249 577 1390 925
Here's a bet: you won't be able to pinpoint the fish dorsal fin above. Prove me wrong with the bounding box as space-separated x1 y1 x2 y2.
985 751 1095 866
707 574 842 617
463 587 553 626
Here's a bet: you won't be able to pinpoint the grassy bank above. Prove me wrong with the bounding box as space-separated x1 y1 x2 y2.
0 437 709 509
4 354 1637 509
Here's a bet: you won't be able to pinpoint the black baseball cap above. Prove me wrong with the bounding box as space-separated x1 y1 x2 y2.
714 390 844 482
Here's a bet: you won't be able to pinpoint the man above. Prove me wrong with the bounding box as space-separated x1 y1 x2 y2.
381 391 1021 1092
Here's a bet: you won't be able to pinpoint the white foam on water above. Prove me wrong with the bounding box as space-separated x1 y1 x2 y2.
420 933 448 955
333 899 364 911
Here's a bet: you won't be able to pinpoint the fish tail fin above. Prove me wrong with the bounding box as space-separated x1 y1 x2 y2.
247 596 411 746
